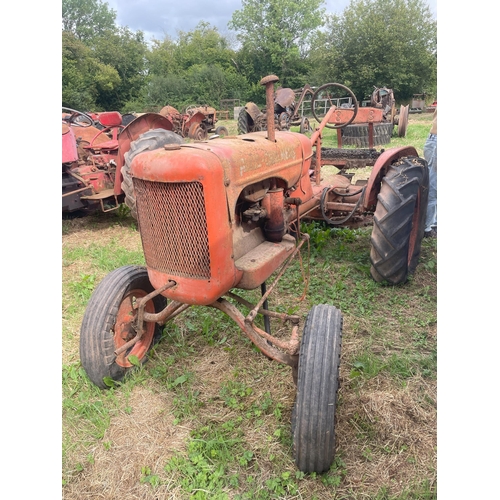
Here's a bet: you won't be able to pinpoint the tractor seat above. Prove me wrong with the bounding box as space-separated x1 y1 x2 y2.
84 111 123 150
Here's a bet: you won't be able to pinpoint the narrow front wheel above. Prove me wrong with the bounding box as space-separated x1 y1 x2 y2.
80 266 166 389
292 304 342 473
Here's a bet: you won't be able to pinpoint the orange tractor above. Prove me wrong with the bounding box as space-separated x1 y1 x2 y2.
80 76 428 473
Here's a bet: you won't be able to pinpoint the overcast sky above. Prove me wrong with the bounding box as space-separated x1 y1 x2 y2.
104 0 437 42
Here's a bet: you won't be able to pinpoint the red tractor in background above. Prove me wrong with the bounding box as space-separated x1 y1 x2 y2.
159 104 229 140
238 84 314 135
79 76 428 474
62 107 182 217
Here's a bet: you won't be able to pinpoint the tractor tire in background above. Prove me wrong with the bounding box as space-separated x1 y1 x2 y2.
342 122 394 147
188 123 208 140
214 126 229 137
292 304 342 473
397 105 409 137
237 109 253 134
121 128 183 219
80 266 166 389
370 156 429 285
299 117 311 134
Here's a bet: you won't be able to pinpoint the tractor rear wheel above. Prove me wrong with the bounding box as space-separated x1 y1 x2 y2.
121 129 183 219
188 123 208 140
370 156 429 285
237 109 253 134
80 266 166 389
292 304 342 473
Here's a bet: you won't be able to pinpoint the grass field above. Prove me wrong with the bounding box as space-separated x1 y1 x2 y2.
62 114 437 499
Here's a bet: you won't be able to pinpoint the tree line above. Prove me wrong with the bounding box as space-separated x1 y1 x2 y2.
62 0 437 114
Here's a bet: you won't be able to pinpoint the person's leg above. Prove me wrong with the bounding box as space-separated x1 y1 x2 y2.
424 134 437 234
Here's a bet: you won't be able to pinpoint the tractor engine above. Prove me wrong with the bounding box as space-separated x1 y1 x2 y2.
130 131 313 305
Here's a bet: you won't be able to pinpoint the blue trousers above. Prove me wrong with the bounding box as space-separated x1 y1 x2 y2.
423 134 437 232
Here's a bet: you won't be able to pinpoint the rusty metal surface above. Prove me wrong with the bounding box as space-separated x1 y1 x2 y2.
275 87 296 109
244 102 263 122
363 146 419 209
328 107 383 125
397 105 409 137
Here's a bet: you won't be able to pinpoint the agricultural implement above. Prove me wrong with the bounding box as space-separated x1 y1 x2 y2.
80 75 428 473
315 85 409 148
159 104 228 140
62 107 182 217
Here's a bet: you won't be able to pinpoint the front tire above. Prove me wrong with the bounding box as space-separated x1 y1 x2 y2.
214 126 229 137
80 266 166 389
292 305 342 473
121 129 183 219
370 156 429 284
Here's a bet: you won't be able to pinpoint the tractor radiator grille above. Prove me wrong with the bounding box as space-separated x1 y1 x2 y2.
134 178 211 279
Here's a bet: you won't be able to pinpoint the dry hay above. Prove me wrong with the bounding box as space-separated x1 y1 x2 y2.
63 384 191 499
335 374 436 497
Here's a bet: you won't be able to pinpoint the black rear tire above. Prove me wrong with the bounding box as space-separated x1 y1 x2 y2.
80 266 166 389
292 304 342 473
237 109 252 134
121 129 183 219
370 156 429 284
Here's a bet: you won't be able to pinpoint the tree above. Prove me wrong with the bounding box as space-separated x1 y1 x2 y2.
314 0 437 101
62 31 120 110
229 0 326 87
92 27 148 110
62 0 116 42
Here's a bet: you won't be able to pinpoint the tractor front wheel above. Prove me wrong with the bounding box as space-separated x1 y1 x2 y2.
370 156 429 285
121 129 183 219
292 304 342 473
214 126 229 137
80 266 166 389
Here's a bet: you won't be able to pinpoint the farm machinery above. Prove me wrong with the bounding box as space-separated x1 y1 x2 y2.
79 75 428 473
62 107 182 217
237 84 314 134
314 85 409 147
159 104 229 140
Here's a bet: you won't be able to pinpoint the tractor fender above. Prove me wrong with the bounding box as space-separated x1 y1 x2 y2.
363 146 419 210
244 102 264 121
114 113 174 195
185 111 205 128
62 124 79 163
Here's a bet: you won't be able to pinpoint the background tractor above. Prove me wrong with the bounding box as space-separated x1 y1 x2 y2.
159 104 229 140
62 107 182 218
314 85 410 148
79 75 428 474
237 84 314 135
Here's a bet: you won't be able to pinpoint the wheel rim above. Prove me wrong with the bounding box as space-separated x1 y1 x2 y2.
114 288 156 368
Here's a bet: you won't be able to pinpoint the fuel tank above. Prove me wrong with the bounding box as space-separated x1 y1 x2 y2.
130 131 313 305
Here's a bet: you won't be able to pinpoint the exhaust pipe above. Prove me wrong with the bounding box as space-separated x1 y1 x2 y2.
260 75 279 142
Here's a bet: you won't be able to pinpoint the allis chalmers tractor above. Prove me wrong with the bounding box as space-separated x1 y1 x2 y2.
79 76 428 473
238 84 314 135
159 104 229 140
62 107 182 217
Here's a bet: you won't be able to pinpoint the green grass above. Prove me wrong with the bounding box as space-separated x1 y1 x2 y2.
62 117 436 499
